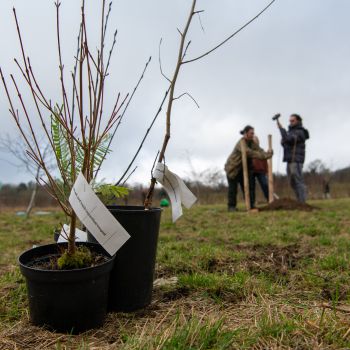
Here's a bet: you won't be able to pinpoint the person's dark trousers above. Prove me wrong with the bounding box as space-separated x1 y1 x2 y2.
227 171 244 209
248 172 256 209
287 162 306 203
227 171 254 209
252 173 269 201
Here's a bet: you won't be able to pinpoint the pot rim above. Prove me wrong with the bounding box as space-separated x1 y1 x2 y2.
18 242 114 274
106 205 162 213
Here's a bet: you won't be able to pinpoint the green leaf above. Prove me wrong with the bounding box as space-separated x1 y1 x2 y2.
94 183 130 205
50 105 72 182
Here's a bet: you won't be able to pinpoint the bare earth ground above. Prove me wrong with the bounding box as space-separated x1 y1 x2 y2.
1 198 350 349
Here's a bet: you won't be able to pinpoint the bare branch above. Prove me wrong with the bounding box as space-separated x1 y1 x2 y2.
183 0 277 64
158 0 197 164
55 2 72 126
71 24 82 121
173 92 200 109
144 0 198 208
121 166 138 186
105 28 118 76
182 41 192 60
158 39 171 83
196 11 205 33
103 2 112 40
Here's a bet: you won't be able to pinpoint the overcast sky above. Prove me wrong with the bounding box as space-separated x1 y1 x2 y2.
0 0 349 186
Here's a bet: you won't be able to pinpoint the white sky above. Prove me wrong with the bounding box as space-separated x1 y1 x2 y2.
0 0 349 185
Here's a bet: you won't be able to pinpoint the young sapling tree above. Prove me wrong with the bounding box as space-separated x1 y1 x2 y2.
0 0 148 268
142 0 277 208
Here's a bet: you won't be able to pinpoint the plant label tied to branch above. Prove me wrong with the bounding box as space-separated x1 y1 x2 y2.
154 163 197 222
69 173 130 256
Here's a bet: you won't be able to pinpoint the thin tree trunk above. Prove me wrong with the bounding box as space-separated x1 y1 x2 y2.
26 166 40 218
26 182 38 218
144 0 197 209
267 134 274 203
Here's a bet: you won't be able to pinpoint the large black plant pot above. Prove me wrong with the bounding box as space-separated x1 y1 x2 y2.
19 242 115 334
88 205 162 312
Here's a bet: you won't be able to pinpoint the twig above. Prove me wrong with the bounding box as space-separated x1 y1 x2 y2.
159 38 171 83
121 166 138 186
173 92 200 108
183 0 277 64
196 11 205 33
71 24 82 121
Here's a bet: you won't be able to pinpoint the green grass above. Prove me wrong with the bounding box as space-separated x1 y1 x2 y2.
1 199 350 349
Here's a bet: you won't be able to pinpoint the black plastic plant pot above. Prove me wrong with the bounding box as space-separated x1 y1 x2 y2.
95 206 162 312
18 242 115 334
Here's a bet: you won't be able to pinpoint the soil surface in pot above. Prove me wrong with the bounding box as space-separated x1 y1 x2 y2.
26 249 110 270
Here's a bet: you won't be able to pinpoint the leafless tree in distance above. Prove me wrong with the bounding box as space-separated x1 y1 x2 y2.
0 134 53 217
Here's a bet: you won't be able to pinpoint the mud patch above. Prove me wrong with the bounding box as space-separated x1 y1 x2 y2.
202 257 236 274
244 244 307 276
152 283 191 302
155 264 196 278
207 287 246 303
260 198 317 212
320 285 350 301
241 243 316 277
161 286 191 301
203 244 313 277
153 276 191 302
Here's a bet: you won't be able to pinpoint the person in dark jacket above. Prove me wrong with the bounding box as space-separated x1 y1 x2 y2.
225 126 273 211
276 114 310 202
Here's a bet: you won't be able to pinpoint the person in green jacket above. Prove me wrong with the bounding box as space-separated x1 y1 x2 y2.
224 125 273 212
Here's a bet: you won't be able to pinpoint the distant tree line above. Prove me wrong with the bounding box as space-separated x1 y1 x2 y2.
1 160 349 209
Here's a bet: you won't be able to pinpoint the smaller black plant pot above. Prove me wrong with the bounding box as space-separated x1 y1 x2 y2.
19 242 114 334
88 206 162 312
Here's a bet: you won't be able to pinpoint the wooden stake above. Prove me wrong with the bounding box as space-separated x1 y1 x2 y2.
267 134 274 203
240 139 251 211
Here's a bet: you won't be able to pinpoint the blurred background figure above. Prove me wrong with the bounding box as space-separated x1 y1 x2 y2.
322 178 331 199
252 136 269 203
276 114 310 203
225 126 272 212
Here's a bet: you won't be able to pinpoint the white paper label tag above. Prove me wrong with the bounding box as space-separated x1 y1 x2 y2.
68 173 130 256
57 224 87 243
154 163 197 222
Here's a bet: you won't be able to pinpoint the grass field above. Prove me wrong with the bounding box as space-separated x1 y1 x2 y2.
1 199 350 349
